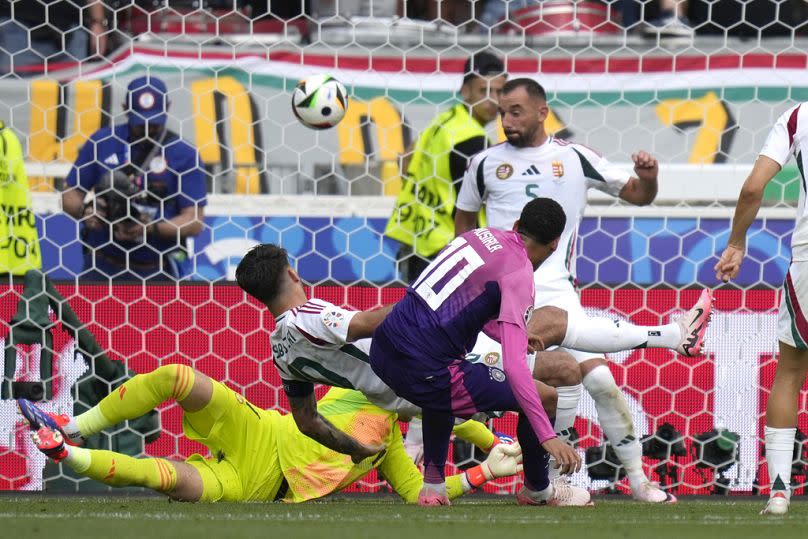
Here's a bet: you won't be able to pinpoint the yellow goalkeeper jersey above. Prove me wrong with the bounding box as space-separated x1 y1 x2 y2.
276 387 466 503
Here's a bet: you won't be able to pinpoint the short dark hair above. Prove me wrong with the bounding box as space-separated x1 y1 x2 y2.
463 51 506 85
235 244 291 304
517 197 566 245
502 78 547 102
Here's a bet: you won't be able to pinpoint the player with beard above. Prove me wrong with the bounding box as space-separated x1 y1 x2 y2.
454 78 712 503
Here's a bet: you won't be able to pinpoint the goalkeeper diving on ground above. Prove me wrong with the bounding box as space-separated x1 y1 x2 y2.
18 369 521 503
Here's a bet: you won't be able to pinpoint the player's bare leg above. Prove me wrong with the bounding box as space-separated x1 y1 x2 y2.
761 341 808 515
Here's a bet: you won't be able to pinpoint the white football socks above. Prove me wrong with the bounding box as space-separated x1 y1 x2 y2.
562 317 681 353
765 426 796 498
548 384 582 480
583 365 648 491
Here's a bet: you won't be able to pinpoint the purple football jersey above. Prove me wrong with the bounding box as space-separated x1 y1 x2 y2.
415 228 535 349
372 227 556 442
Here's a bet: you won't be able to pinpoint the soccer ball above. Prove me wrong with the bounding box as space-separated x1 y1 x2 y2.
291 74 348 130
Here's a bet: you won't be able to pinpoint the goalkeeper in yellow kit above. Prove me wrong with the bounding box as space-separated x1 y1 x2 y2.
18 364 522 503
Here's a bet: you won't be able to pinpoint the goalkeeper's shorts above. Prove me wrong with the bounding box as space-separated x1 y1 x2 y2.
182 379 285 502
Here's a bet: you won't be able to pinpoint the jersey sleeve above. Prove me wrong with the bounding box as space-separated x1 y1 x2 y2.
292 301 359 346
759 104 802 167
496 267 534 328
455 152 487 212
449 136 487 194
572 143 630 196
282 379 315 398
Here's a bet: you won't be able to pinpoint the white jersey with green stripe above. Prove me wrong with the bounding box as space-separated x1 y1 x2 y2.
759 103 808 260
270 299 420 417
455 137 629 297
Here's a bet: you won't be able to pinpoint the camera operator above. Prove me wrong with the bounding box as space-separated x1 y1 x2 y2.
62 76 207 281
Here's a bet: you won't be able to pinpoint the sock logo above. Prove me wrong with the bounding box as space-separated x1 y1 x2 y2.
616 434 636 447
118 386 127 400
772 475 788 491
103 459 117 481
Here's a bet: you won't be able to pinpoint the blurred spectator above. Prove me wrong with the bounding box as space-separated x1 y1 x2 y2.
400 0 472 25
385 51 506 283
643 0 693 37
62 76 207 282
0 0 109 74
0 120 42 276
479 0 534 32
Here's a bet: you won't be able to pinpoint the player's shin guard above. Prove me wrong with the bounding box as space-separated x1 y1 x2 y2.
76 364 195 437
765 426 797 499
68 447 178 493
583 365 647 490
517 413 551 492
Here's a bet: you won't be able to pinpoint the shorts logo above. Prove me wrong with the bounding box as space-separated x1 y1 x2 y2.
524 305 535 325
552 161 564 178
484 352 500 366
496 164 513 180
489 367 506 383
323 310 345 328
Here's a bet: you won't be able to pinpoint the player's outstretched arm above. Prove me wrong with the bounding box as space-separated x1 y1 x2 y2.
287 387 386 463
346 304 395 342
715 155 781 282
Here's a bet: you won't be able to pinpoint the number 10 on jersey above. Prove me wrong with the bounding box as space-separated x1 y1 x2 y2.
413 237 485 310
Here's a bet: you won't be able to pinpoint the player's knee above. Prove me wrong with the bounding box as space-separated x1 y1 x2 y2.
556 354 582 386
582 364 617 398
151 364 196 401
529 306 568 348
533 350 581 386
168 461 205 502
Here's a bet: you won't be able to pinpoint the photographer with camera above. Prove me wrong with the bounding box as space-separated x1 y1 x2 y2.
62 76 207 281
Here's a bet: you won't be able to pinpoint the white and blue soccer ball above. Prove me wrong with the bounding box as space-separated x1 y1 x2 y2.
291 74 348 130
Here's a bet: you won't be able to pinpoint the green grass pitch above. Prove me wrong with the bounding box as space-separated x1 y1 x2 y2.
1 496 806 539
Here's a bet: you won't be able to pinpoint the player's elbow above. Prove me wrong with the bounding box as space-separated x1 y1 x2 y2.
631 188 657 206
739 183 765 204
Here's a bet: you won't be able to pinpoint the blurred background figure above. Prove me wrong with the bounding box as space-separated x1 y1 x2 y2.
642 0 693 37
385 51 506 283
61 76 207 282
0 0 108 74
0 120 42 277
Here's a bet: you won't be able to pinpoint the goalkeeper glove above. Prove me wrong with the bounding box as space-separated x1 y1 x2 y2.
463 441 523 490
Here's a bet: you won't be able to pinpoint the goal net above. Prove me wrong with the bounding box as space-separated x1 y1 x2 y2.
0 0 806 497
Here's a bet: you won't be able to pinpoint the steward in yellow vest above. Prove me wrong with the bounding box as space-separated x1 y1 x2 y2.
386 52 506 282
0 121 42 275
